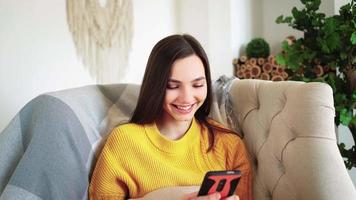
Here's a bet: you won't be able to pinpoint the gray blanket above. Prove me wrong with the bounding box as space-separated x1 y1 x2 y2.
0 84 140 200
0 77 236 200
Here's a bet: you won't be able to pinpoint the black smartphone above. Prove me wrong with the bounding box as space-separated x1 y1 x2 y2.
197 170 241 198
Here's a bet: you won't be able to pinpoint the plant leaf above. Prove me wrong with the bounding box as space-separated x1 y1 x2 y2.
302 77 311 82
281 41 290 51
351 115 356 127
319 39 330 53
335 93 347 106
284 16 293 23
326 72 337 92
276 15 293 24
275 54 286 66
351 32 356 45
304 0 321 11
340 108 352 126
324 18 337 34
326 32 341 52
292 7 300 19
340 3 351 16
287 53 301 71
276 15 284 24
340 52 348 60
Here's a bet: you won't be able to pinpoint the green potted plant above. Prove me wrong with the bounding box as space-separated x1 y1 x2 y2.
246 38 271 58
275 0 356 169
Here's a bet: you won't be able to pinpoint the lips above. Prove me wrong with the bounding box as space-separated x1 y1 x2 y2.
172 103 195 114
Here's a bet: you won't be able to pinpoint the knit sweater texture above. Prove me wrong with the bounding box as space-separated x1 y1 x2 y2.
89 118 252 199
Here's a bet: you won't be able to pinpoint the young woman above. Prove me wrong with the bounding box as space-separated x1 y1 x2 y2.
89 34 252 200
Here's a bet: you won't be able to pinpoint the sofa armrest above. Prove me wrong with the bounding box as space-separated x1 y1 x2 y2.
229 79 356 200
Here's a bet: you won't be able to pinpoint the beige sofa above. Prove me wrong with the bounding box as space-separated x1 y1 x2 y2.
222 79 356 199
0 78 355 199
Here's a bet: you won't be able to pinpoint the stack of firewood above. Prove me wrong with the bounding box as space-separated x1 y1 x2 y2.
233 55 289 81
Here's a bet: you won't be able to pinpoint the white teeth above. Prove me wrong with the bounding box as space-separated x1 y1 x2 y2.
176 105 192 110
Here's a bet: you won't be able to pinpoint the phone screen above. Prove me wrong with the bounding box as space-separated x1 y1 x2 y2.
197 170 241 198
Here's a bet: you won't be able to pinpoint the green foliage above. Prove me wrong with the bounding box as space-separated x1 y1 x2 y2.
352 32 356 44
339 143 356 169
246 38 270 58
276 0 356 169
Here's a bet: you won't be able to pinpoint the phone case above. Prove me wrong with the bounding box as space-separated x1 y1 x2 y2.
197 170 241 198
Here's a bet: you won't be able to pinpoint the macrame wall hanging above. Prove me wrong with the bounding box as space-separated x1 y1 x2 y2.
67 0 133 83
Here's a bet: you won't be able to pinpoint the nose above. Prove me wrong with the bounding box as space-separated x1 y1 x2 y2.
179 86 194 103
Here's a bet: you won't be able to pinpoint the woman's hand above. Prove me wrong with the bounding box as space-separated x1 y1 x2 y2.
182 191 239 200
129 186 199 200
130 186 239 200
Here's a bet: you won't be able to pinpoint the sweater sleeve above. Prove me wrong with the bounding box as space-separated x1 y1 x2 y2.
89 130 128 200
226 136 253 200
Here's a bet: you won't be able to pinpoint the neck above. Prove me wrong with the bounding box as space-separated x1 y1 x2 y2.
156 117 193 140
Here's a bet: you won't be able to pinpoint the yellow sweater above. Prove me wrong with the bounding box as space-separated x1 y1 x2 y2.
89 118 252 199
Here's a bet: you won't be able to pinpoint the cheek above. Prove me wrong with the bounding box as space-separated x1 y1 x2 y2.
164 90 178 104
196 87 208 102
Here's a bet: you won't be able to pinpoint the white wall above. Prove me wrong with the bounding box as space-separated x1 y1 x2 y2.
176 0 209 48
122 0 177 84
208 0 262 80
0 0 95 132
208 0 233 79
261 0 302 54
0 0 177 132
177 0 262 80
231 0 262 56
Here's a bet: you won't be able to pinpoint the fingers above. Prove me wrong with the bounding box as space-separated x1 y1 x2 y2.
223 195 239 200
182 192 239 200
183 192 221 200
183 192 199 199
203 193 221 200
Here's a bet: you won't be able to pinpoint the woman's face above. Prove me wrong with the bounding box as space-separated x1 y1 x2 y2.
161 54 207 123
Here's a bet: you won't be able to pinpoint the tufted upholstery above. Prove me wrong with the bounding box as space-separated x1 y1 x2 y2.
227 79 355 200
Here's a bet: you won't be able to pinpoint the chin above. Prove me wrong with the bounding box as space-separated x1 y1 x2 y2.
176 116 194 121
172 114 195 122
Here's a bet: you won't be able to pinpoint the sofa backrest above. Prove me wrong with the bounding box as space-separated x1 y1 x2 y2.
225 79 355 200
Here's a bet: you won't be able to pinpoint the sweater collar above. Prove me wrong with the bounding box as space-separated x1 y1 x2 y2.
144 118 200 154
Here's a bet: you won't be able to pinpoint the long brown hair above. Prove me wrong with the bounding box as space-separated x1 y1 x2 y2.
130 34 236 151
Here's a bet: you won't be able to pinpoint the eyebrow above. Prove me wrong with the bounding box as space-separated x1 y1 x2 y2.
168 76 206 83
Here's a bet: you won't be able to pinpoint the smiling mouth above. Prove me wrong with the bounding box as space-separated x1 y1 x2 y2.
173 103 195 113
175 104 193 110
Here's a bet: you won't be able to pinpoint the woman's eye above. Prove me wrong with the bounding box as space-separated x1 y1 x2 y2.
167 85 179 89
193 84 205 88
